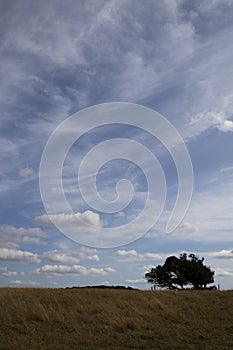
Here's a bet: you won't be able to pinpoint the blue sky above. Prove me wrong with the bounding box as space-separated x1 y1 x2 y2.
0 0 233 289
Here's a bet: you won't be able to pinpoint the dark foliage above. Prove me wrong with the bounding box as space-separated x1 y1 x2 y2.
145 253 215 290
67 285 137 290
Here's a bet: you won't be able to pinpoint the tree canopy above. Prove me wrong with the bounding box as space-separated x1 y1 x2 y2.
145 253 215 290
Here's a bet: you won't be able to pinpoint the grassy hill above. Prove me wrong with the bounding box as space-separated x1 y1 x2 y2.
0 288 233 350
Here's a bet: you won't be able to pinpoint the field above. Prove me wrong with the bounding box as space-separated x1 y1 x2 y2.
0 288 233 350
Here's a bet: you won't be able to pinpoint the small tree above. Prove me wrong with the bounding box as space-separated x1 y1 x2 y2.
145 253 215 290
185 253 215 289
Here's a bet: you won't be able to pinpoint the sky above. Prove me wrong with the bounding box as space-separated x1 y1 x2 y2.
0 0 233 289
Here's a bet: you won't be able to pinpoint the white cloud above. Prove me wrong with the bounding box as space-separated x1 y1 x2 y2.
33 210 103 230
215 268 233 278
143 253 164 260
125 278 146 284
220 166 233 174
199 0 233 13
19 167 34 177
34 264 115 277
10 280 40 287
9 280 24 286
0 225 48 249
186 111 233 141
142 265 155 272
0 248 41 263
172 222 200 236
169 171 233 242
218 119 233 132
180 222 199 233
117 250 163 261
0 244 100 266
28 280 40 286
42 247 99 264
144 232 159 239
117 249 143 259
208 250 233 259
0 266 18 277
115 211 126 218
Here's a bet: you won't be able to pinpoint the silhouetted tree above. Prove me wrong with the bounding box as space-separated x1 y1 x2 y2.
145 253 215 290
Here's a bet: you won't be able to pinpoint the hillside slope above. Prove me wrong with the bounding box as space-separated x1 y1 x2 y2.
0 288 233 349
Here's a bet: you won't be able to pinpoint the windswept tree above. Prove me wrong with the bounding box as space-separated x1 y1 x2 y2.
145 253 215 290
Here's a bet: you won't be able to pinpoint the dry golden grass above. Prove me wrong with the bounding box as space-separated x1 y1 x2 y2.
0 288 233 349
